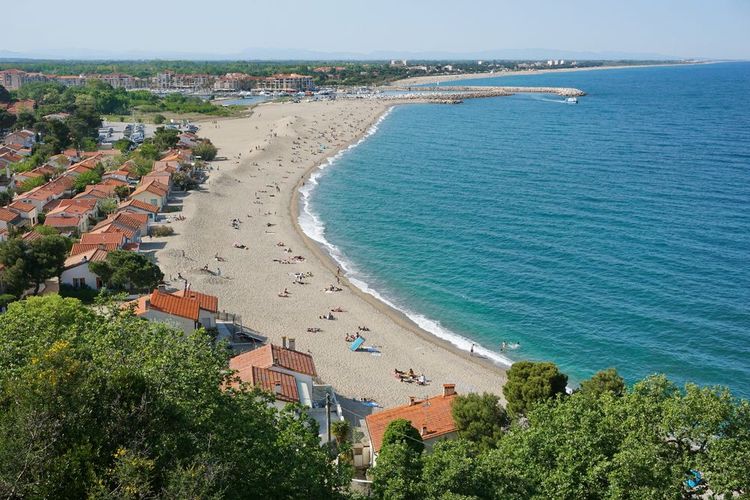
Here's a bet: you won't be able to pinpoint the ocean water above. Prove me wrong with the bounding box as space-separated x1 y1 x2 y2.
300 62 750 396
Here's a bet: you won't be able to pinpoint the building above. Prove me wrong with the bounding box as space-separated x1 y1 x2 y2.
60 247 109 289
7 200 38 226
130 180 168 209
255 74 314 92
3 130 37 149
0 207 23 232
0 70 48 91
131 287 219 333
117 199 159 222
364 384 459 464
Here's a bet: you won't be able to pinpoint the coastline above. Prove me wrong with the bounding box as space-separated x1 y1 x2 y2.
152 98 508 408
391 60 716 86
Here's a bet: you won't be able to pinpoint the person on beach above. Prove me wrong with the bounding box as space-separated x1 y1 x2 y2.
470 344 475 356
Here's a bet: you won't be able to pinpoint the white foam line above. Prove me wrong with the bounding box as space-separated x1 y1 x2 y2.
298 107 515 369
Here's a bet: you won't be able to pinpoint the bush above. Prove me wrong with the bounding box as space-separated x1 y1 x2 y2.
153 114 166 125
0 294 15 310
150 225 174 237
192 141 218 161
58 284 100 304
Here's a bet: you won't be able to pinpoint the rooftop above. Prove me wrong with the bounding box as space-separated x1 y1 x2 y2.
229 344 317 378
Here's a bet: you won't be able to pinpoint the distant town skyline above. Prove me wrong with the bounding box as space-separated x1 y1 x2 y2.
3 0 750 60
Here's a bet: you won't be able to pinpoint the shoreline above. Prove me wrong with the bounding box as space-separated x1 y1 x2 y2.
289 105 513 373
152 98 508 408
391 60 717 86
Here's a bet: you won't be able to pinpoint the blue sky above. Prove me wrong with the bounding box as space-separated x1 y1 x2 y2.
3 0 749 59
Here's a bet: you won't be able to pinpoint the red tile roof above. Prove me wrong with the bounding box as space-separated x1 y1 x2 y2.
8 200 36 213
173 289 219 312
0 207 21 223
229 344 317 378
80 232 125 246
147 289 201 321
70 242 120 256
44 213 83 228
63 248 109 269
118 199 158 214
365 389 458 453
229 364 299 403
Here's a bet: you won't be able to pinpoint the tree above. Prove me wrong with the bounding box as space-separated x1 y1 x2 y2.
192 141 218 161
0 109 15 131
89 250 163 293
17 176 46 194
113 138 132 153
0 295 350 498
0 190 13 207
114 184 130 200
451 393 508 450
153 114 166 124
371 443 423 500
152 127 179 151
381 418 424 455
172 171 197 190
96 197 118 215
73 168 102 193
331 420 350 445
0 235 68 297
503 361 568 417
579 368 626 397
0 85 10 103
421 440 486 499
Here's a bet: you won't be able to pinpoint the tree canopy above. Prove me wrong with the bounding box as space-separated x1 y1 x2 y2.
451 392 508 450
579 367 626 397
89 250 164 293
503 361 568 416
0 234 69 297
0 295 350 498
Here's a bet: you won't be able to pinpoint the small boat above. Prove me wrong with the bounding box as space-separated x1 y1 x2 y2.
566 97 578 104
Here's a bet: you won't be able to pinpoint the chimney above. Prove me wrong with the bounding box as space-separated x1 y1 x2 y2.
288 338 296 351
443 384 456 397
409 396 416 406
274 381 282 395
420 426 427 436
157 284 166 293
282 336 287 349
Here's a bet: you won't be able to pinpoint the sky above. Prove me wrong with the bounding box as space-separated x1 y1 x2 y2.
3 0 749 60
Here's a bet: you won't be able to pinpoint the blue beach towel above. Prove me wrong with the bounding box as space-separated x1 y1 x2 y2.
350 337 365 352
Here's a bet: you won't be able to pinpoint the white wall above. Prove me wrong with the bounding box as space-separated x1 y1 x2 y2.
60 262 101 290
140 309 196 334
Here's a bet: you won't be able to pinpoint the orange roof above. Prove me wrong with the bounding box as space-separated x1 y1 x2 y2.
131 180 167 197
0 207 21 223
365 389 458 453
20 230 44 242
47 198 97 216
101 178 128 187
147 289 201 321
80 232 125 246
90 223 136 239
229 344 317 378
173 289 219 312
8 200 36 213
67 164 94 175
70 242 120 256
118 199 158 214
63 247 109 269
228 362 299 403
45 213 83 228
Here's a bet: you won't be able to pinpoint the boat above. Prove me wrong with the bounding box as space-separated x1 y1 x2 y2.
566 97 578 104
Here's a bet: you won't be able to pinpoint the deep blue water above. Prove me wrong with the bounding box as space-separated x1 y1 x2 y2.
301 62 750 396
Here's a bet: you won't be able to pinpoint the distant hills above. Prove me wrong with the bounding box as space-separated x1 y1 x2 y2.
0 47 690 62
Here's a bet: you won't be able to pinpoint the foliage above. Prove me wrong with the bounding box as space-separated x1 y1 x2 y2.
152 127 180 151
96 197 118 215
153 113 166 124
0 294 15 310
0 109 15 130
192 141 218 161
150 225 175 237
16 175 46 194
172 171 197 190
579 367 626 397
73 168 102 192
421 439 486 499
451 392 508 450
0 234 69 297
0 295 351 498
503 361 568 417
371 443 423 500
113 183 130 199
0 190 12 207
58 283 101 304
382 418 424 455
113 137 132 153
89 250 164 293
331 420 350 445
33 224 58 236
0 85 10 103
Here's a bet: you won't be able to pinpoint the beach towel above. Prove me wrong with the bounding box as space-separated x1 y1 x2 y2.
349 336 365 352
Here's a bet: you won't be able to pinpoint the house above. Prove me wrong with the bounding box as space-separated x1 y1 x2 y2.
228 341 317 409
102 168 134 184
117 199 159 222
0 207 23 232
60 247 109 290
5 100 35 115
141 171 172 191
0 164 14 193
364 384 459 464
131 287 219 333
46 198 99 232
130 180 168 209
44 212 87 235
7 200 39 226
80 231 126 248
70 242 120 256
16 188 57 212
3 130 36 149
91 211 148 242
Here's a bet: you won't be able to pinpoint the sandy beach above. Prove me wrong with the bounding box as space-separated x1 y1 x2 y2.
151 99 507 408
391 61 709 86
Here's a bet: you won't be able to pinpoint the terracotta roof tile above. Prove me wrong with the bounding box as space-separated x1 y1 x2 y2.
173 289 219 312
148 289 200 321
0 207 21 223
229 344 317 378
80 232 125 246
63 248 109 269
118 199 158 214
227 360 299 403
365 389 458 453
70 242 119 256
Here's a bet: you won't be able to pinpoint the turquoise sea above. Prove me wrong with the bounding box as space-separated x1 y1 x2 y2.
299 62 750 396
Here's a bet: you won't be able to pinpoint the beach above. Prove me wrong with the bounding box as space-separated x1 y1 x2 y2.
151 98 507 408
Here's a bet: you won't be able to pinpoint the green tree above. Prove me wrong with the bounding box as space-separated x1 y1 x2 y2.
0 85 10 103
579 368 626 397
451 393 508 450
0 235 68 296
331 420 350 445
89 250 163 293
73 168 102 192
97 197 118 215
503 361 568 417
371 443 424 500
114 184 130 200
153 114 166 124
113 138 132 153
17 176 46 194
193 141 218 161
382 418 425 454
0 190 13 207
152 127 179 151
0 109 15 131
421 439 485 499
0 295 350 498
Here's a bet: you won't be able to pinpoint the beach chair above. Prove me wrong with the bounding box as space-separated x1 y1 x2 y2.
349 336 365 352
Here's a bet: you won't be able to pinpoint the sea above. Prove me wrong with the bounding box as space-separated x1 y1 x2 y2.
299 62 750 397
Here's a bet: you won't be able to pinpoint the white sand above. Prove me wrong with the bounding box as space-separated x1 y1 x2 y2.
152 99 506 408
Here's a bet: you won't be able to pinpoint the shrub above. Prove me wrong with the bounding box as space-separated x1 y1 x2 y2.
150 225 174 237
